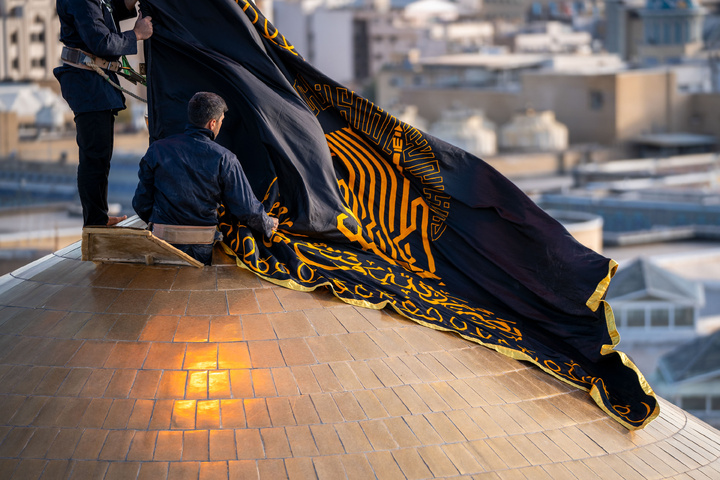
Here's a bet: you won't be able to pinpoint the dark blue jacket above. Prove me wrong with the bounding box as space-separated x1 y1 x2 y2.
54 0 138 113
133 125 275 237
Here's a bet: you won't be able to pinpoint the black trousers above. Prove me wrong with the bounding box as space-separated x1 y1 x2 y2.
173 243 214 266
172 232 221 266
75 110 115 227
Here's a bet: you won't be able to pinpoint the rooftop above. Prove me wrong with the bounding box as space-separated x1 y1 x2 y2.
417 53 546 70
416 53 625 73
0 240 718 478
658 329 720 383
632 133 718 148
606 257 704 304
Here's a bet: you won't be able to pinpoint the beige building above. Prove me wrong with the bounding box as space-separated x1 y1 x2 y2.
428 107 497 156
499 108 568 151
0 110 18 156
384 60 715 146
522 68 684 145
0 0 61 82
512 21 593 54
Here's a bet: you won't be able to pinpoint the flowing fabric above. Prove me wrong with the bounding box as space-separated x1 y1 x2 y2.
141 0 658 429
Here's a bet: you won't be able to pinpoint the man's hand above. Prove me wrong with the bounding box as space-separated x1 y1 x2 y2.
107 215 127 226
133 12 153 41
270 217 279 234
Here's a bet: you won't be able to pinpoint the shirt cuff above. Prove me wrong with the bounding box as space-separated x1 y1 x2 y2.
123 31 139 54
247 213 275 238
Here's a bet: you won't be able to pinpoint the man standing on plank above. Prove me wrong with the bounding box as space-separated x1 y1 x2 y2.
55 0 153 226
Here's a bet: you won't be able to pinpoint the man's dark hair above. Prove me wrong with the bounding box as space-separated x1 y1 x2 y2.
187 92 228 127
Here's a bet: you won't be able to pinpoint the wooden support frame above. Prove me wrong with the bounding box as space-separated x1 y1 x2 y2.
81 226 204 268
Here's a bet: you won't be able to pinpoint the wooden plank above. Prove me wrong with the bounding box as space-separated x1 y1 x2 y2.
81 226 204 268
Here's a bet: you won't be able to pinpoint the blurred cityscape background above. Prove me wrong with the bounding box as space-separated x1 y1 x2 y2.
2 0 720 427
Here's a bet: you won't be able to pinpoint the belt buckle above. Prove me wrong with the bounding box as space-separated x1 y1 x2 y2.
62 47 81 64
81 53 94 67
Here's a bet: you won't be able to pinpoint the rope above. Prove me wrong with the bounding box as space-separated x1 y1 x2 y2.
87 61 148 103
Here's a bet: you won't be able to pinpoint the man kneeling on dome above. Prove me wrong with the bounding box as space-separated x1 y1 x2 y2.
132 92 278 265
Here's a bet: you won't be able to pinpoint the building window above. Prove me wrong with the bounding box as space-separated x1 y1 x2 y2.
689 114 704 127
626 308 645 327
11 58 19 70
619 304 694 329
675 307 693 326
650 308 669 327
681 396 706 411
436 73 460 87
589 90 604 110
711 397 720 411
10 32 18 44
31 58 46 68
651 22 660 44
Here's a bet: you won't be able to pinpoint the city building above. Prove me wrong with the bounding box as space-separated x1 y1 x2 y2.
428 21 494 54
428 107 497 155
630 132 717 157
0 0 61 82
604 0 648 61
509 21 593 53
480 0 542 21
637 0 706 65
376 51 546 109
541 186 720 239
499 108 568 151
362 9 427 81
0 82 70 136
606 257 704 343
605 0 707 65
274 3 425 85
381 50 720 146
653 330 720 428
385 104 429 130
403 0 459 26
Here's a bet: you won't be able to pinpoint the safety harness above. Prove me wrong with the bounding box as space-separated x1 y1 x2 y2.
61 45 147 103
151 224 219 245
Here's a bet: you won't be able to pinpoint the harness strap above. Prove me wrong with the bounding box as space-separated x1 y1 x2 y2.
61 46 121 72
152 224 218 245
60 46 148 103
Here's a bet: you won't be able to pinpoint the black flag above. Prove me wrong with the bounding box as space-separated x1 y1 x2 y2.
141 0 658 429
